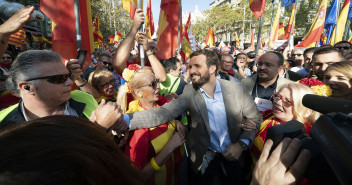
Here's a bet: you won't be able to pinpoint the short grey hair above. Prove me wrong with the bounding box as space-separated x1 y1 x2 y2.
7 50 62 95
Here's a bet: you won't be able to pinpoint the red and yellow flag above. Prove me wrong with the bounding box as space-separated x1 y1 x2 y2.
269 4 281 49
40 0 94 71
108 36 115 44
156 0 181 59
249 0 267 18
234 32 240 47
181 13 192 61
93 13 104 43
122 0 143 19
205 26 215 46
329 0 351 45
321 34 327 45
145 0 154 39
285 3 296 40
183 13 191 37
295 0 327 48
8 29 26 47
278 24 285 39
250 29 255 47
114 31 122 43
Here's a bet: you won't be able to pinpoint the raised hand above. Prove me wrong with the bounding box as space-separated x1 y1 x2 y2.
0 6 34 35
65 59 83 82
132 9 145 32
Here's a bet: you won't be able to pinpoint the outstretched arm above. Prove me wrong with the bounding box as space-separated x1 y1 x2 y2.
113 9 144 74
0 6 34 57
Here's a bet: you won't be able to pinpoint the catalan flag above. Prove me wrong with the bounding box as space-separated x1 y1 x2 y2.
8 29 26 47
41 0 94 71
145 0 154 39
93 13 104 43
285 3 296 40
249 0 267 18
295 0 327 48
205 26 215 46
278 24 285 39
329 0 351 45
122 0 143 19
156 0 180 60
269 3 281 49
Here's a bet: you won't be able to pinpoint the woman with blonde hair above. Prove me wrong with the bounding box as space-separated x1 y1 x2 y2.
88 69 117 103
247 83 320 157
324 61 352 101
117 68 185 185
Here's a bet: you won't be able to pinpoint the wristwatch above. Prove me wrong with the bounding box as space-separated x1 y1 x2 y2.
238 140 249 151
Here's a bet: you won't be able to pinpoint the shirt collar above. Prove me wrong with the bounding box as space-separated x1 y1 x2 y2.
199 79 222 94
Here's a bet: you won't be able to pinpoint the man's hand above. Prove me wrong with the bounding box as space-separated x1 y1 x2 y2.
222 142 243 161
0 6 34 35
251 138 311 185
131 9 145 32
138 31 149 51
175 120 185 135
91 99 127 132
165 131 185 152
65 59 83 82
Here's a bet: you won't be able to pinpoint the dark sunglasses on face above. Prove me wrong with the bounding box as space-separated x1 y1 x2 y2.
2 57 11 60
25 73 71 84
141 79 159 89
102 61 112 66
335 46 351 50
292 54 303 57
273 93 294 108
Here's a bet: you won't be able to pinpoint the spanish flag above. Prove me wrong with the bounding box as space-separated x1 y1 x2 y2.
40 0 94 71
329 0 351 45
8 29 26 47
269 4 281 49
122 0 143 19
278 24 285 39
284 3 295 40
181 13 192 61
156 0 180 60
93 13 104 43
145 0 154 39
183 13 191 37
205 26 215 46
235 32 240 47
295 0 327 48
249 0 267 18
114 31 122 43
108 36 115 44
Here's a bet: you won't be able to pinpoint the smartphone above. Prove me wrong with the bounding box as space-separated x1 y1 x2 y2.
76 49 87 67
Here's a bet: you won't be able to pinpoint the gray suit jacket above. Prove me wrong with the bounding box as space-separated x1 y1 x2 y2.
241 75 293 95
128 79 262 172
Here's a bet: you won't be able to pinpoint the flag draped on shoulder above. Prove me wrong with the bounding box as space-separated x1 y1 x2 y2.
40 0 94 70
205 27 215 46
295 0 328 48
285 3 296 40
329 0 351 45
93 13 104 43
281 0 295 7
249 0 267 18
145 0 154 39
122 0 143 19
156 0 180 60
269 4 281 49
8 29 26 47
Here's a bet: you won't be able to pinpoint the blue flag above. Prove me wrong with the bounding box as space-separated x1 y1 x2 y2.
324 0 338 44
281 0 295 7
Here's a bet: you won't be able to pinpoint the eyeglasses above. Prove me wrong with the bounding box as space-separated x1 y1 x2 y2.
2 57 11 60
221 60 234 64
292 54 303 57
101 61 112 66
101 79 115 88
25 73 71 84
335 46 351 50
141 79 159 89
273 93 294 108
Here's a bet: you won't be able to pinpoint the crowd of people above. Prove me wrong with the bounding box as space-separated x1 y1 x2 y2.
0 6 351 185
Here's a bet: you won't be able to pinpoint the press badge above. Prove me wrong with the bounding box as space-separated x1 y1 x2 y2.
254 97 273 112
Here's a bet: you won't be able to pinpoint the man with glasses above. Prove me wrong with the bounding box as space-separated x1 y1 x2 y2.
290 48 305 73
334 41 352 57
0 50 124 131
218 54 241 81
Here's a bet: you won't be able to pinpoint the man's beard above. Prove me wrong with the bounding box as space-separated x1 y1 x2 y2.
191 71 210 89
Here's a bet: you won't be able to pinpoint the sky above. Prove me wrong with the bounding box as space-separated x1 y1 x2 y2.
147 0 214 29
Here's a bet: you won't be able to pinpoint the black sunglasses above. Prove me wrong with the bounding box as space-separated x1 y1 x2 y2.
2 57 11 60
292 54 303 57
102 61 112 66
25 73 71 84
335 46 351 50
141 79 159 89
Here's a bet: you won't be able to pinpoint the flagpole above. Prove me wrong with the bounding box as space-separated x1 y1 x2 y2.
137 0 145 68
177 0 182 55
74 0 82 49
288 1 298 49
335 0 340 45
254 16 263 66
268 0 276 50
